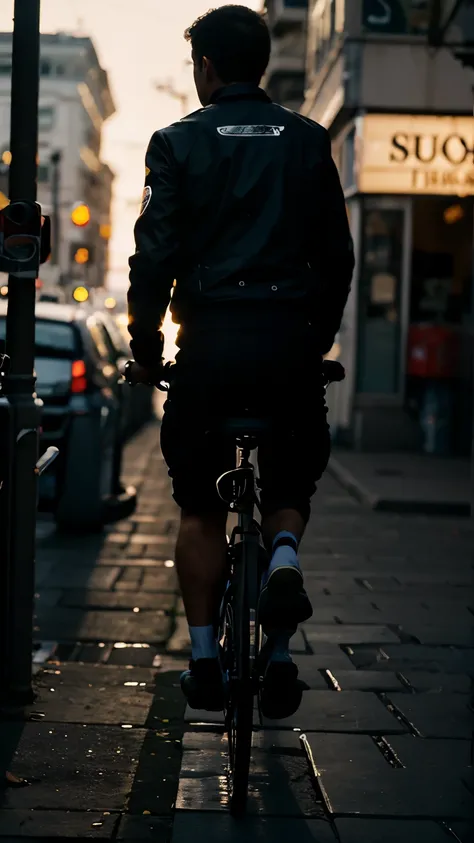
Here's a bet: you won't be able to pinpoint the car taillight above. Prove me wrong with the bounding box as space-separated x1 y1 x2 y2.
71 359 87 393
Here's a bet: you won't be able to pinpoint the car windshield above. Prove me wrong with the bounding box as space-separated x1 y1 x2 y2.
0 317 80 395
0 318 79 358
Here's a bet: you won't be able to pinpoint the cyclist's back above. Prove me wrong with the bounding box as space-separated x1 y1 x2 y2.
127 5 355 716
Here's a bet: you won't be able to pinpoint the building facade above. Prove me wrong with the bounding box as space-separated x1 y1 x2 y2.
0 32 115 293
303 0 474 456
263 0 308 111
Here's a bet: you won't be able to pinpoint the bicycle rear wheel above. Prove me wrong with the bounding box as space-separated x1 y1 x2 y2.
226 532 259 816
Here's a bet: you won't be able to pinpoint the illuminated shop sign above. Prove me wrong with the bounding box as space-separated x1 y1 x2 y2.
356 114 474 196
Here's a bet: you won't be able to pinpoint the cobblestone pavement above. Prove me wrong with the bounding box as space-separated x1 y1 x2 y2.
1 421 473 842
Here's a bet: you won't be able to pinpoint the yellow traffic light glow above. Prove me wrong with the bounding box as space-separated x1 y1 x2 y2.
0 285 8 296
71 202 91 227
73 286 89 303
1 150 12 166
104 297 116 309
74 247 89 265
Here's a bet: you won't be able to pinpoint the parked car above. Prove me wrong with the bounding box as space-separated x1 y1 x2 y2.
98 310 154 439
0 301 136 532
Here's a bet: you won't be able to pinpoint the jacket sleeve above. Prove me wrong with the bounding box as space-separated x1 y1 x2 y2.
128 130 180 368
308 129 355 355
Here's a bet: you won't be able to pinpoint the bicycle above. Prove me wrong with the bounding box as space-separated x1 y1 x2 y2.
124 355 345 816
215 358 345 816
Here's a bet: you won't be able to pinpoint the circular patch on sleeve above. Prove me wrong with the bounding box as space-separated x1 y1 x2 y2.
139 185 152 216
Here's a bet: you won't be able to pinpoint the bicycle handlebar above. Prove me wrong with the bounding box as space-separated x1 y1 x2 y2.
124 358 345 391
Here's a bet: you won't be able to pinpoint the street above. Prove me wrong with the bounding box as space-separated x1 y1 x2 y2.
0 420 472 842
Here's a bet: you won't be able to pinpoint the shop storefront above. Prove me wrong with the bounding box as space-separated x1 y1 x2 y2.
334 114 474 455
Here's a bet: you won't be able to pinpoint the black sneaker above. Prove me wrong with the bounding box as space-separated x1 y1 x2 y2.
258 645 303 720
180 658 225 711
259 565 313 631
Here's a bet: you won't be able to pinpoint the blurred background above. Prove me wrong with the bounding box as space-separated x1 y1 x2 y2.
0 1 473 460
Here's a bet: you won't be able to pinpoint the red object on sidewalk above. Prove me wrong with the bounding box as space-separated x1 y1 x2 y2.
407 324 460 379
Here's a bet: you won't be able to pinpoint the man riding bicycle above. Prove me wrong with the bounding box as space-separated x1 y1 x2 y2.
127 5 354 716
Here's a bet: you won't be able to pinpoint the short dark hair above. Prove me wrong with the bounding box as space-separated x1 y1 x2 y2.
184 5 271 85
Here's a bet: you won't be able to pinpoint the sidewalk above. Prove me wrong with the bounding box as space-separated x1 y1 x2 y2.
1 423 473 842
329 450 471 516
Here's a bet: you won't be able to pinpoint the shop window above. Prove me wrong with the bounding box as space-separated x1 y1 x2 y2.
357 207 404 394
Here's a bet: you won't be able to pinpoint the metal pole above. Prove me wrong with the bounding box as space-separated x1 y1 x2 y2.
50 150 61 267
3 0 41 702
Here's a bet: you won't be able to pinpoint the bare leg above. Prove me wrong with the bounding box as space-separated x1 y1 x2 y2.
262 507 305 553
175 510 228 627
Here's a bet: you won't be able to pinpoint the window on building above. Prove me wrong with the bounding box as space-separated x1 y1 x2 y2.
38 106 55 131
311 0 344 72
38 164 49 183
40 59 52 76
362 1 430 35
0 62 11 76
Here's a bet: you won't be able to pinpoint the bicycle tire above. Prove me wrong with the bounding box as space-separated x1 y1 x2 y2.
227 530 259 817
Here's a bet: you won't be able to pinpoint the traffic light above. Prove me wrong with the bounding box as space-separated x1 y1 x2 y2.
71 202 91 227
74 247 89 265
70 243 93 266
72 286 89 303
0 200 50 277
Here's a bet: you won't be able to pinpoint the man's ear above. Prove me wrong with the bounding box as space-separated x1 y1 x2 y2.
202 55 210 73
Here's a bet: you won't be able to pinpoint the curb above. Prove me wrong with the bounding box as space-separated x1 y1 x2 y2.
328 456 471 517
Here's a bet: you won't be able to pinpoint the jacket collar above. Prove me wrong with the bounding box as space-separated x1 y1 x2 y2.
210 84 271 105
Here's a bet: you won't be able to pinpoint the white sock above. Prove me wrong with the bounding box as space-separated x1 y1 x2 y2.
268 530 300 576
189 625 217 661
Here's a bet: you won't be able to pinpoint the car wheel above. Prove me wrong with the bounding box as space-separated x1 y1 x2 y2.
54 414 110 533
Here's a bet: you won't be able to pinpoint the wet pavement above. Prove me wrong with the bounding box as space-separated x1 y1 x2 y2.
0 419 473 841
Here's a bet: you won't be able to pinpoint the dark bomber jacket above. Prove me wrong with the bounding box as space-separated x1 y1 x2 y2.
128 83 354 366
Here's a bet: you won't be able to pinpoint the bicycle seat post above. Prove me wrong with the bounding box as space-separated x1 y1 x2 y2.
237 437 254 467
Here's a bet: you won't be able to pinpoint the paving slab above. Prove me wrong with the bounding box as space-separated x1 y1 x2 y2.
334 818 448 842
388 736 472 773
0 723 145 811
176 748 322 817
385 693 474 738
97 557 169 567
171 813 337 843
307 733 472 818
34 609 171 644
182 729 301 752
293 652 356 681
0 808 117 838
138 570 178 593
39 566 121 590
403 625 474 647
116 815 172 841
303 625 400 646
346 645 474 674
186 692 404 734
401 672 473 693
57 589 176 613
36 663 159 687
447 821 474 842
323 670 405 692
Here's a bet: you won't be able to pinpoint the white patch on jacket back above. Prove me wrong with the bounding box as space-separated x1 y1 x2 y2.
217 125 285 137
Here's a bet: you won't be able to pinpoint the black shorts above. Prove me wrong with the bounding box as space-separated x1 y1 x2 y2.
160 309 331 522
